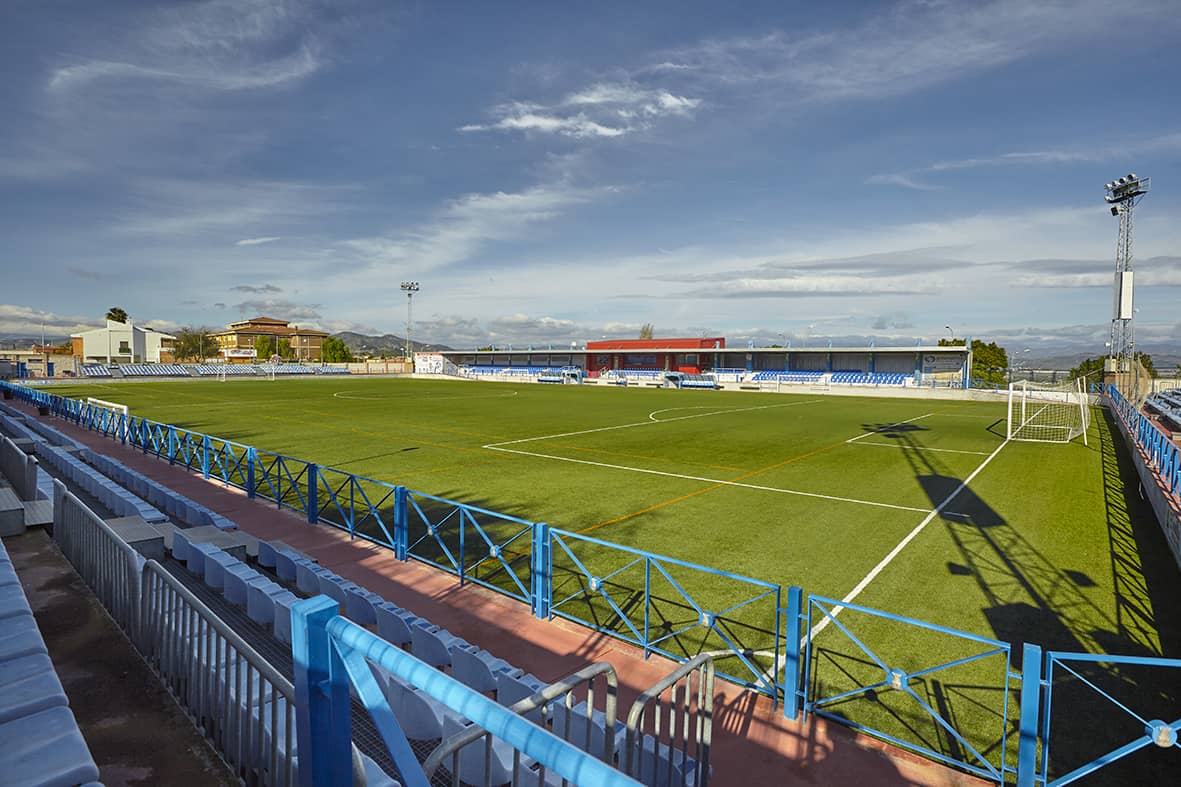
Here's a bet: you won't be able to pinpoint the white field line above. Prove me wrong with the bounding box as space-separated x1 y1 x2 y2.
845 413 935 443
808 438 1010 641
484 444 933 513
485 399 822 449
851 441 992 456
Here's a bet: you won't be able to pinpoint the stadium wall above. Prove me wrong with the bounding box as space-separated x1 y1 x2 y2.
1109 390 1181 572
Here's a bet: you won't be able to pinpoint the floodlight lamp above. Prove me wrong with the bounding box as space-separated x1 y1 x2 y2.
1129 173 1137 180
1111 206 1119 216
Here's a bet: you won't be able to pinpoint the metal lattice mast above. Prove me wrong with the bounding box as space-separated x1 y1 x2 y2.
400 281 419 370
1103 174 1149 397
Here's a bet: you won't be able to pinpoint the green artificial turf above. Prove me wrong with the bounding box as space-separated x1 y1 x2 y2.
44 377 1181 782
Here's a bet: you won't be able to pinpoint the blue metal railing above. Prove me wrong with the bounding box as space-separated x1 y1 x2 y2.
546 527 782 695
1108 384 1181 500
800 595 1016 782
292 596 640 787
1028 648 1181 785
405 489 536 604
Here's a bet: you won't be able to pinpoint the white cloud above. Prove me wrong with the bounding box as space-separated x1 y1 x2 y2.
653 1 1174 101
0 304 103 337
869 131 1181 189
462 82 700 139
345 183 608 270
461 112 626 139
114 178 346 237
231 298 321 322
47 0 325 93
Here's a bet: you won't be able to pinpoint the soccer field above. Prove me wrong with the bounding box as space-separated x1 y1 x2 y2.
45 376 1181 780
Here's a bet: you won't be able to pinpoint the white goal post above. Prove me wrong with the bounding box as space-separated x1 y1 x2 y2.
86 397 130 439
1006 379 1089 445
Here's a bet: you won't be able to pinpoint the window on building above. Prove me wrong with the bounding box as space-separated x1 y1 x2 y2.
118 341 130 354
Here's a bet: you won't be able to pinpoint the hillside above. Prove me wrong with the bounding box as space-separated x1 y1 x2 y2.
332 331 452 357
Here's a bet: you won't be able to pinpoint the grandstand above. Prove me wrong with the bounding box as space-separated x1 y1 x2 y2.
1146 388 1181 434
77 363 350 379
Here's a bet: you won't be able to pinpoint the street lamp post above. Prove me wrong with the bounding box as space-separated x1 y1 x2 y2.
400 281 420 372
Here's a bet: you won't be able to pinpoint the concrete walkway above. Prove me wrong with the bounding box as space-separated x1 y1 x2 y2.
5 528 237 786
24 404 986 787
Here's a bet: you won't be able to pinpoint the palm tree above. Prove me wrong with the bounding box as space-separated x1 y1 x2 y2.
105 307 128 323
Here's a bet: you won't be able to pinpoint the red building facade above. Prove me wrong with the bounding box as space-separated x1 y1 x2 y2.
584 337 726 375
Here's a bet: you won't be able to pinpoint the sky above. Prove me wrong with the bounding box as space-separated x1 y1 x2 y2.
2 0 1180 357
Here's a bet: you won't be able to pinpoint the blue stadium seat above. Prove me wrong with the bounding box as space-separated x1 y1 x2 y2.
409 622 476 669
374 602 424 649
223 565 268 608
246 580 289 626
202 551 240 591
0 706 100 786
451 647 522 696
496 672 551 724
0 652 68 724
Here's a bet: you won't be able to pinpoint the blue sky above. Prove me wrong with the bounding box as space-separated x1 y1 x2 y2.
2 0 1180 356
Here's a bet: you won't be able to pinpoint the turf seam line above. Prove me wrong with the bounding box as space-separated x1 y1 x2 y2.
808 437 1011 641
850 441 993 456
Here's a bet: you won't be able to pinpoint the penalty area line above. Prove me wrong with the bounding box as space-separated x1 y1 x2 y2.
484 444 932 514
808 437 1011 641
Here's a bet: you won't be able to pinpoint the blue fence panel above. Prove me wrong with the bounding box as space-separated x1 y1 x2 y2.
405 489 535 605
313 466 400 550
1108 384 1181 501
252 449 312 516
547 528 781 696
803 595 1016 783
207 435 252 490
1037 650 1181 785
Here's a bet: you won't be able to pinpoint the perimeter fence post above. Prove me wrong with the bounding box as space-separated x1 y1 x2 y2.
167 426 176 465
531 522 550 619
201 434 211 480
393 486 408 560
246 447 256 499
307 463 319 524
782 585 804 720
1016 642 1043 787
292 596 352 787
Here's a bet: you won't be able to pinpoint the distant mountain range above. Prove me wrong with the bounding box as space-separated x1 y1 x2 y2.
332 331 452 356
1029 351 1181 374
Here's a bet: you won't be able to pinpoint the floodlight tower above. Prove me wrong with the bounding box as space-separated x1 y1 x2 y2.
400 281 419 370
1103 174 1149 397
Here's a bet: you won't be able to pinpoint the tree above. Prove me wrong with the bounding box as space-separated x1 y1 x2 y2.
173 327 219 361
1139 353 1158 378
321 336 354 363
939 337 1008 387
105 307 128 323
1069 357 1105 381
639 323 654 339
277 338 292 359
254 335 274 360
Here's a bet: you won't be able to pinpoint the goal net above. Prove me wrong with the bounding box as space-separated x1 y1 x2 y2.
1006 379 1089 445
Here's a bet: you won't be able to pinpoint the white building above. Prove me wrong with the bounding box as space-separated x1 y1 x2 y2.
71 320 176 365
